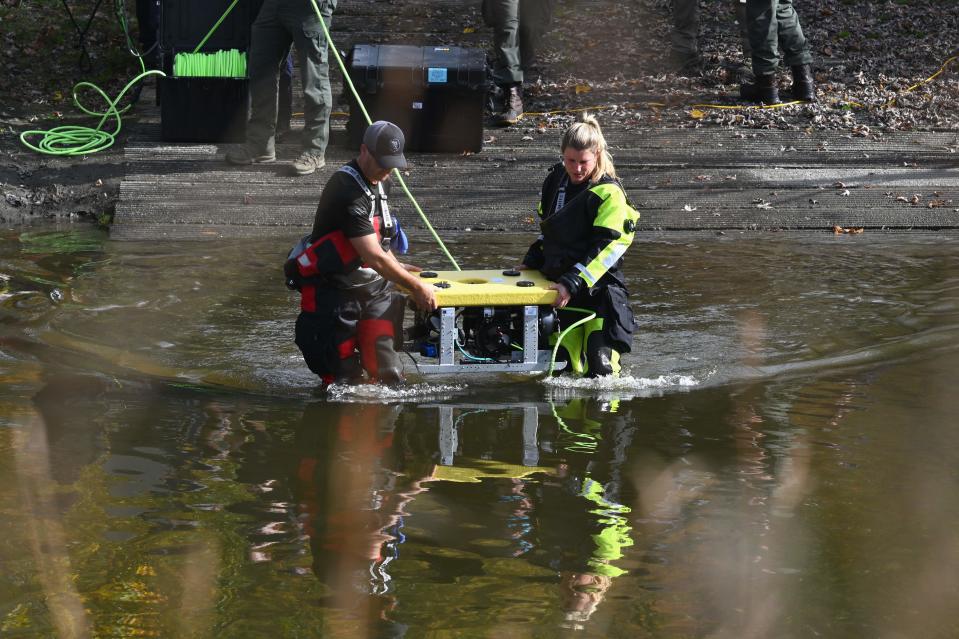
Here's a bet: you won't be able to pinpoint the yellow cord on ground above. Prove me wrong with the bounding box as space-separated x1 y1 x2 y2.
308 0 461 271
689 100 802 110
880 54 958 108
525 52 957 118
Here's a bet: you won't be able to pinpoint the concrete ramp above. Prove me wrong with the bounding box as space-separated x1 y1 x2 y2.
111 0 959 238
113 122 959 238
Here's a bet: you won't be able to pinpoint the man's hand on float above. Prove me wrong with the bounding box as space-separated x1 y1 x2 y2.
412 280 437 312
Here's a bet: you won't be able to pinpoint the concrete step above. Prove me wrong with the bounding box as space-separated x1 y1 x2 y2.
114 179 959 229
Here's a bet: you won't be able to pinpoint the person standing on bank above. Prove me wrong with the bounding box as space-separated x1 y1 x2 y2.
226 0 336 176
287 121 437 386
739 0 815 104
520 115 639 377
670 0 752 76
483 0 556 126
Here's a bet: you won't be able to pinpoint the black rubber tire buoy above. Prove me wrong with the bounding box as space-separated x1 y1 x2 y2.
420 271 437 278
517 280 534 287
502 269 521 276
434 281 451 289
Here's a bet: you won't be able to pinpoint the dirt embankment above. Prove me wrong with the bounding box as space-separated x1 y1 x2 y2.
0 0 134 225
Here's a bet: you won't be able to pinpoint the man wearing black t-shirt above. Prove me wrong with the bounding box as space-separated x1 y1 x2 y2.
291 121 436 385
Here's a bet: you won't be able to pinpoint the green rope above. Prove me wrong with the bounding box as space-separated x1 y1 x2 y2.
174 50 247 78
307 0 461 271
193 0 241 54
18 0 161 155
19 70 166 156
20 0 246 156
113 0 148 73
547 306 598 376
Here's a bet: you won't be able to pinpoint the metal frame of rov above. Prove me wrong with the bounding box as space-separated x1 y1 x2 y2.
405 269 565 374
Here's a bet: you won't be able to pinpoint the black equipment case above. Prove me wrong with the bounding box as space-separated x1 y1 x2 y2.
158 0 258 143
347 44 487 153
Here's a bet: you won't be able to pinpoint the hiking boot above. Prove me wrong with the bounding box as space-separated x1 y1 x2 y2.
790 64 816 102
669 51 704 76
291 151 326 176
740 73 779 104
722 56 754 84
495 84 523 126
225 145 275 166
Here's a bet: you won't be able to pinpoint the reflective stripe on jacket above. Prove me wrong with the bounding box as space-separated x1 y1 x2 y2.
526 164 639 296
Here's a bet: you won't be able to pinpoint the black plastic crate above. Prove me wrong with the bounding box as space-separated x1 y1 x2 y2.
346 44 487 153
157 0 258 143
159 77 248 143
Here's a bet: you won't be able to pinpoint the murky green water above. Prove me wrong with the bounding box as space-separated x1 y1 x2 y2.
2 225 959 638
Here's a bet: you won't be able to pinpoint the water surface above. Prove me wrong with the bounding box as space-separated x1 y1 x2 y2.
2 226 959 638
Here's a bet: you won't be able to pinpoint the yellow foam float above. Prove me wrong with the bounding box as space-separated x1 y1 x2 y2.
414 269 557 307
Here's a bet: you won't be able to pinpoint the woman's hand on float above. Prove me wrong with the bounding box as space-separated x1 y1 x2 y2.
550 282 571 308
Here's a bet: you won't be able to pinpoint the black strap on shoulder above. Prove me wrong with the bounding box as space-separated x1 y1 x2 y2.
337 165 394 233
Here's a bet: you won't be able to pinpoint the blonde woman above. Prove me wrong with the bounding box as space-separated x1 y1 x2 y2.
520 114 639 377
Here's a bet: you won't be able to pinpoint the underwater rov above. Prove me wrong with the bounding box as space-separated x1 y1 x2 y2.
404 269 566 374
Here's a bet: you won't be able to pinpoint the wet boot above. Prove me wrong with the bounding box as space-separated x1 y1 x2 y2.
495 84 524 126
790 64 816 102
740 73 779 105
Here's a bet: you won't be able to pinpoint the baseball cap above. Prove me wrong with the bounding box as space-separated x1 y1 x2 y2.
363 120 407 170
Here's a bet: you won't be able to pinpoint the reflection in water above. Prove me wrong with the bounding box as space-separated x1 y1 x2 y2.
547 398 636 631
297 399 635 636
14 408 91 637
5 229 959 636
232 397 644 636
294 402 425 638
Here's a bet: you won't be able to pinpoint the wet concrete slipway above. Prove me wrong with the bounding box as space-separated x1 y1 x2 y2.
108 0 959 239
6 2 959 639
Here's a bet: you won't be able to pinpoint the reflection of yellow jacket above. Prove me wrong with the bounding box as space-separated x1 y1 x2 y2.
552 398 633 577
580 477 633 578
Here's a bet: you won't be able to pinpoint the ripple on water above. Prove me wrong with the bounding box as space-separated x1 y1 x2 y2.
543 373 700 394
326 382 468 401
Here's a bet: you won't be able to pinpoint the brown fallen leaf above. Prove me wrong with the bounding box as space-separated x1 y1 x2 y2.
834 225 864 235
